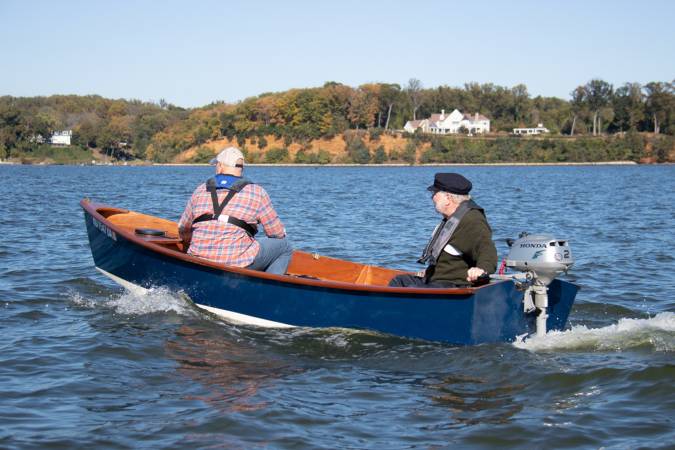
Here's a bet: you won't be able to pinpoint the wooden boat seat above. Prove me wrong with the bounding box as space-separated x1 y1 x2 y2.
102 210 185 251
105 211 180 237
287 251 405 287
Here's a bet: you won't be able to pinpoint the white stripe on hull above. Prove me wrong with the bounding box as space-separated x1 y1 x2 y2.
95 267 295 329
195 303 295 328
96 267 148 295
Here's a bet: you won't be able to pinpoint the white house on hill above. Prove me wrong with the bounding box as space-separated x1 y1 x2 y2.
50 130 72 146
404 109 490 135
513 124 550 135
403 119 429 134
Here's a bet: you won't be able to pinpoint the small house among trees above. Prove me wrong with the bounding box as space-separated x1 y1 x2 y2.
50 130 72 146
404 109 490 135
513 124 550 135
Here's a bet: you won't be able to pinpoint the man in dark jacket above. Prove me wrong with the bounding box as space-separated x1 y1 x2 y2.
389 173 497 288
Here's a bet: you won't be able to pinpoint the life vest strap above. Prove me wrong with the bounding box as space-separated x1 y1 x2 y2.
192 213 258 237
190 177 259 237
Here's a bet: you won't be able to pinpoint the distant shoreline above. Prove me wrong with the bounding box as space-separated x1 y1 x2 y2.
157 161 641 167
0 160 648 167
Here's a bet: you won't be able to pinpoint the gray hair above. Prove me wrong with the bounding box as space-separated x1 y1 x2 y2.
447 192 471 203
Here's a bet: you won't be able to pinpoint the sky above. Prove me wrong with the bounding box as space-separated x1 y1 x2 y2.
1 0 674 108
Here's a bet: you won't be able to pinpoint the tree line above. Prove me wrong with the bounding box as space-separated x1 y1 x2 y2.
0 95 187 161
0 78 672 163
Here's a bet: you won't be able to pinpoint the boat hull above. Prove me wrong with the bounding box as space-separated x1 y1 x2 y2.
82 204 577 345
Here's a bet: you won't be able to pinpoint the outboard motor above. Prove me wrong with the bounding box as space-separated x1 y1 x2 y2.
504 233 574 336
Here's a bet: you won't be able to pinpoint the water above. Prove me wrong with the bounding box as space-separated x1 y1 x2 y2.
1 164 674 449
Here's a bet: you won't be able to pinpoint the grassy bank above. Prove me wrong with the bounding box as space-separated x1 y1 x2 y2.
2 133 673 166
181 132 674 165
7 145 94 164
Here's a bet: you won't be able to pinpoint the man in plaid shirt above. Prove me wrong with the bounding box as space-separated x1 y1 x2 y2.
178 147 292 275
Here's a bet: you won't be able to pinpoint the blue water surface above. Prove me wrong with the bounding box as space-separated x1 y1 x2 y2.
0 164 673 449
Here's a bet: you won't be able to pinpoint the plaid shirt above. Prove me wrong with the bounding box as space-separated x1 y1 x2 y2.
178 181 286 266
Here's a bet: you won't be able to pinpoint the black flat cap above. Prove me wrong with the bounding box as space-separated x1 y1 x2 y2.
427 173 472 195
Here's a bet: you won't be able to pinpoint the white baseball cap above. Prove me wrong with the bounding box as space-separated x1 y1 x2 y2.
210 146 244 166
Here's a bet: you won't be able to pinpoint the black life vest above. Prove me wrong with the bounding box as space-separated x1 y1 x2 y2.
192 177 258 237
418 199 486 266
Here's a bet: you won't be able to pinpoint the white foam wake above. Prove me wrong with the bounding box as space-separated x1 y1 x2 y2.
70 287 198 317
514 312 675 352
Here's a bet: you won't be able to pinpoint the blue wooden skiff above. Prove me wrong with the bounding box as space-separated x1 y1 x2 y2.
81 199 578 345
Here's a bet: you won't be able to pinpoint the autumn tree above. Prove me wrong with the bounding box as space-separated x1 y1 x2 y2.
347 87 378 129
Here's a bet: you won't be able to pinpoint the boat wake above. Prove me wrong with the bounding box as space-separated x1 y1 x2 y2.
69 287 198 317
514 312 675 352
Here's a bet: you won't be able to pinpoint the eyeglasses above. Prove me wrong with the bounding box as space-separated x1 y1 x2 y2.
235 163 244 168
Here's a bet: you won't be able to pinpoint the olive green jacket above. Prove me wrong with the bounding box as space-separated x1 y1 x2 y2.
427 208 498 286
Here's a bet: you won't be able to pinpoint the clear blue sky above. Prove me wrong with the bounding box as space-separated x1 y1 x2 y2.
2 0 674 107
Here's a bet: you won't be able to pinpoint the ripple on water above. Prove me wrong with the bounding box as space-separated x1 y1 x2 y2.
1 165 675 448
8 309 56 321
